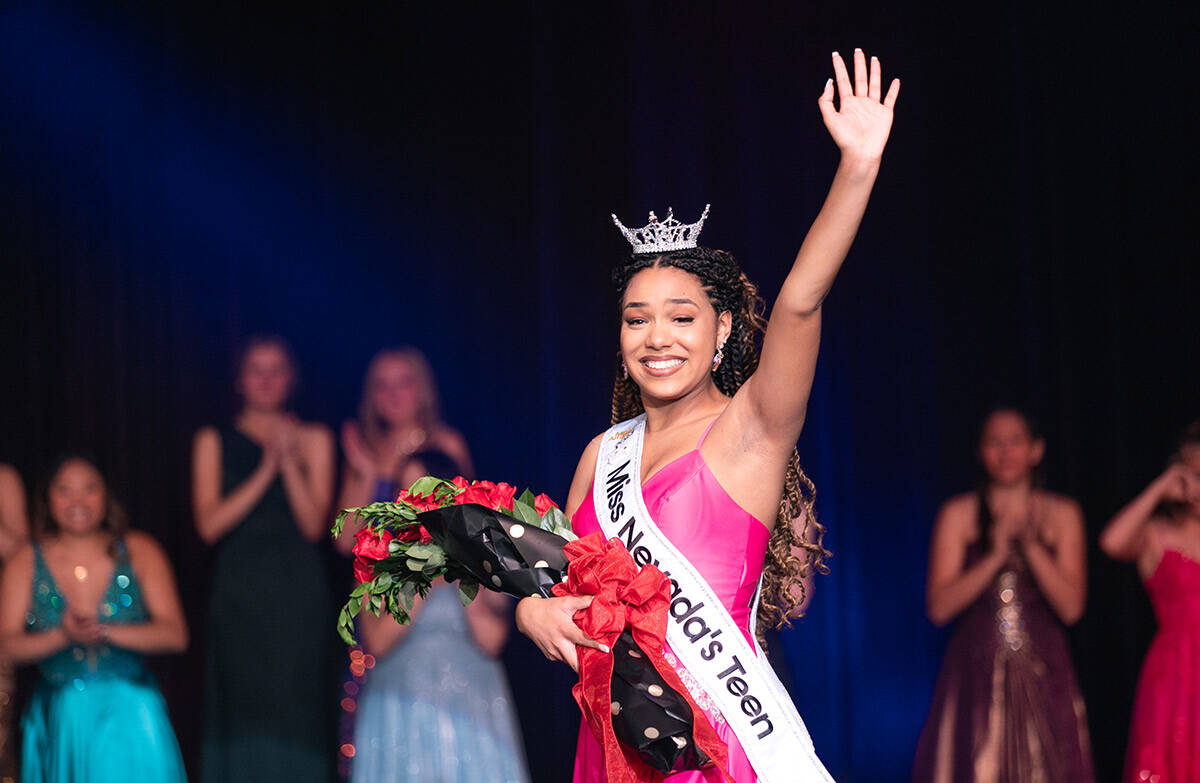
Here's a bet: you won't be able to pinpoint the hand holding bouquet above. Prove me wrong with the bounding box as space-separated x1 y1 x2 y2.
333 476 730 780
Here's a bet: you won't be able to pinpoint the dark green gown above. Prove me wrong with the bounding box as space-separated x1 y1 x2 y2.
202 428 335 783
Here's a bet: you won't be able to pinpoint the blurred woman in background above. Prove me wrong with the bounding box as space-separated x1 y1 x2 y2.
1101 421 1200 781
0 454 187 782
336 347 472 515
913 408 1093 782
193 335 336 783
0 463 29 781
335 348 528 783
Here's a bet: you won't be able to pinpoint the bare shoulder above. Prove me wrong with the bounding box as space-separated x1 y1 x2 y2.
1038 491 1084 523
300 421 334 444
1145 516 1177 547
578 433 604 474
0 464 21 489
933 492 977 539
193 426 220 448
940 492 977 522
124 530 169 563
565 433 605 518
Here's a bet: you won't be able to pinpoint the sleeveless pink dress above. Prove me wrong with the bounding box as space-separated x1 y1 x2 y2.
1125 549 1200 781
570 433 770 782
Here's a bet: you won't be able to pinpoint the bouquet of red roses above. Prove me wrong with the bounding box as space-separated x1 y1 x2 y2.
332 476 573 641
333 476 730 780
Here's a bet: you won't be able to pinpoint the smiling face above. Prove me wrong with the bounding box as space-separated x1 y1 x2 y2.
619 265 732 404
237 342 295 412
366 354 426 428
48 459 107 537
978 410 1044 487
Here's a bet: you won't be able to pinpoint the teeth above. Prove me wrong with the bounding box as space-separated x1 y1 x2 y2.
646 359 683 370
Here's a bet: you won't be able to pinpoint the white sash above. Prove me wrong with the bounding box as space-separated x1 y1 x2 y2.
593 415 834 783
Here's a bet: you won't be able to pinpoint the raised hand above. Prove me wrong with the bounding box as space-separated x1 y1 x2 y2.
818 49 899 162
340 420 378 477
272 415 302 467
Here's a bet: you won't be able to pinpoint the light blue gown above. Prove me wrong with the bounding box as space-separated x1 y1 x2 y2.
21 541 187 783
350 585 529 783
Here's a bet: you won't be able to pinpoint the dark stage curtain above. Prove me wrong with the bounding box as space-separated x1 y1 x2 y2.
1 2 1196 780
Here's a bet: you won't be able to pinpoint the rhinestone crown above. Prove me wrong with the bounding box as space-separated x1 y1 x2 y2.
611 204 710 254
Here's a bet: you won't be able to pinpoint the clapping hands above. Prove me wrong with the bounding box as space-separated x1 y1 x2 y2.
62 610 106 647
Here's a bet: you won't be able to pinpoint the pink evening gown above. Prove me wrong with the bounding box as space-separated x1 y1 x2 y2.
1125 549 1200 782
571 429 771 782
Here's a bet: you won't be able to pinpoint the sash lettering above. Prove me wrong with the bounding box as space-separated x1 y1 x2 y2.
593 415 834 783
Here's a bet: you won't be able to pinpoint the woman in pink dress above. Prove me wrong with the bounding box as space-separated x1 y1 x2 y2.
1101 421 1200 781
514 50 899 781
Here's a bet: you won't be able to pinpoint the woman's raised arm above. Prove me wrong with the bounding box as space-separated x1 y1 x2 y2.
737 50 899 449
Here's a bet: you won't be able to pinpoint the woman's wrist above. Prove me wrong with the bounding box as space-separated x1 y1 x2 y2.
837 151 882 180
514 595 539 633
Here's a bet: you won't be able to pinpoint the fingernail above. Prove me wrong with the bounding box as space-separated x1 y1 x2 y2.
599 644 610 653
855 47 862 53
825 78 832 89
832 51 839 57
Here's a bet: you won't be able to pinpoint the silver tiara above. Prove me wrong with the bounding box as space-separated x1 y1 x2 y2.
611 204 710 254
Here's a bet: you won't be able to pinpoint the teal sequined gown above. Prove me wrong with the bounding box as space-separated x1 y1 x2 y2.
202 428 335 783
21 541 187 783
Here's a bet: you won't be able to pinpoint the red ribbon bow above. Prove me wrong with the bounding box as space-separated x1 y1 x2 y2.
553 532 730 782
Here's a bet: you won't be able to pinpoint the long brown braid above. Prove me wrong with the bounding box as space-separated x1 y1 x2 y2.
610 247 830 641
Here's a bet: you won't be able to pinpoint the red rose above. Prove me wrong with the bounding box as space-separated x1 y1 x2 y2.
451 476 470 489
473 480 496 493
396 489 434 511
457 485 493 507
489 482 517 511
353 556 375 584
352 527 394 561
394 526 421 543
534 493 558 516
418 525 433 544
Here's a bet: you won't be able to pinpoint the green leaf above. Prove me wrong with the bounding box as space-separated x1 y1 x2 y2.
337 605 358 645
397 581 417 612
458 581 479 606
371 572 393 593
409 476 454 497
350 581 371 599
369 594 383 615
387 603 411 626
541 506 574 538
424 548 445 569
406 558 426 572
509 500 541 529
406 543 439 559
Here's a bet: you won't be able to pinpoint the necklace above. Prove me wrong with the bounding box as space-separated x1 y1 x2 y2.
73 565 88 581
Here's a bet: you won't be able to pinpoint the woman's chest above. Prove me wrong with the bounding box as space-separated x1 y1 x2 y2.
41 550 115 614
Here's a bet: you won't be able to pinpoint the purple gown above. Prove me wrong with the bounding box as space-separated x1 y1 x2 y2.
912 533 1094 782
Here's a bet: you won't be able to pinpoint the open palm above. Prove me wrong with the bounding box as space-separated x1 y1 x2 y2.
818 49 899 161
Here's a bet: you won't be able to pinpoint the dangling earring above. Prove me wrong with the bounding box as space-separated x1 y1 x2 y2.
622 362 629 379
712 344 725 371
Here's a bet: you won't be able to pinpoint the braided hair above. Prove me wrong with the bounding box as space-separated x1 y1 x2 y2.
610 247 830 640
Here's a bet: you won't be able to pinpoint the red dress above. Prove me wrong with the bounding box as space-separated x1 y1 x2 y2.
1126 550 1200 781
